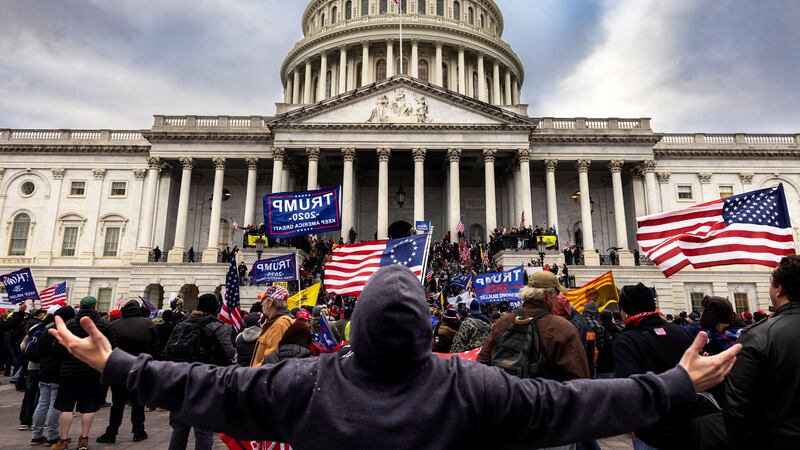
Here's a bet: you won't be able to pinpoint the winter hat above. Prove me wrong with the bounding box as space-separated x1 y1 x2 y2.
619 283 656 315
700 296 735 329
442 308 459 321
296 309 311 322
55 305 76 322
469 299 482 315
600 309 614 323
161 310 174 323
278 322 312 348
197 293 219 314
244 313 261 328
754 310 768 322
79 296 98 310
109 309 122 320
261 285 289 303
46 305 60 316
688 311 701 322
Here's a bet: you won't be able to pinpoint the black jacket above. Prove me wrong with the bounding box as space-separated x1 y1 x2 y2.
725 302 800 449
37 322 62 384
154 321 176 359
166 313 236 366
101 265 697 449
60 310 115 379
262 343 311 365
235 326 261 367
614 314 694 449
111 302 159 356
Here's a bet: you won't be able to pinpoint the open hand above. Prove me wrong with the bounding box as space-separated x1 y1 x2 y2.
679 331 741 392
49 316 112 372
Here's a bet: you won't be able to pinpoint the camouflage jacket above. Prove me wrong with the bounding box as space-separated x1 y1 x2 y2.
451 316 492 354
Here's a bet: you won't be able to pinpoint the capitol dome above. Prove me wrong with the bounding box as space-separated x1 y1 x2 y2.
280 0 525 109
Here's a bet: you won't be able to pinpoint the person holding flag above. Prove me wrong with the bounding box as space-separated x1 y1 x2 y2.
219 255 243 332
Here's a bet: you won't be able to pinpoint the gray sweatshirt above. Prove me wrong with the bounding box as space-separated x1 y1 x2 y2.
102 265 696 449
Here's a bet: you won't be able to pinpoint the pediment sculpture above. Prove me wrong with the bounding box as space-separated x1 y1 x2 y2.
367 89 432 124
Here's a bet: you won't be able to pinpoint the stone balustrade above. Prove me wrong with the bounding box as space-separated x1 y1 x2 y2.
153 115 270 130
1 129 146 142
660 133 800 145
536 117 651 131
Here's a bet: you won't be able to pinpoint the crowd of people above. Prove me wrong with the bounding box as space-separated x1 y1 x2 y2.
4 240 799 448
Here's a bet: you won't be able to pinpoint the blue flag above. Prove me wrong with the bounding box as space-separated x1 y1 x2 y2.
264 187 342 238
252 254 297 284
473 265 525 303
0 268 39 304
313 313 339 352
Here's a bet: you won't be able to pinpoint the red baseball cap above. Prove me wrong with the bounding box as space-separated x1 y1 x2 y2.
296 309 311 321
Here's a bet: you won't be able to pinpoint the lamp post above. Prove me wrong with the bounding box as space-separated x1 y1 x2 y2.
255 235 265 260
537 236 546 267
396 185 406 208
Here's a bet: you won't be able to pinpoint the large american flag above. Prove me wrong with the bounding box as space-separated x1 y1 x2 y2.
219 255 243 331
39 281 68 308
637 185 795 277
324 234 431 297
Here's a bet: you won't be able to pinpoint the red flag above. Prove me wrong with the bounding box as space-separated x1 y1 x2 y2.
434 347 481 361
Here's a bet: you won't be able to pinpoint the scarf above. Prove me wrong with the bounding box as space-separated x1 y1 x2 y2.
624 311 661 329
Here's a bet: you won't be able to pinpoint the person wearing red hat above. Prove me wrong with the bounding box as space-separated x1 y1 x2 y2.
294 309 311 324
251 286 292 367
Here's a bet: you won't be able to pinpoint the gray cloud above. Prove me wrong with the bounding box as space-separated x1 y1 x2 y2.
0 0 797 133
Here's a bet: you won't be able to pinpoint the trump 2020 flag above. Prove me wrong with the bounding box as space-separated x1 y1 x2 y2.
0 268 39 304
637 184 795 277
324 234 431 297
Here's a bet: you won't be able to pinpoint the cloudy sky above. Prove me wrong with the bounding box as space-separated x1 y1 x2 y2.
1 0 798 133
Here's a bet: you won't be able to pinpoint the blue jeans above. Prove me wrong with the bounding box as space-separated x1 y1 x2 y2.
596 372 615 379
633 437 661 450
32 382 59 441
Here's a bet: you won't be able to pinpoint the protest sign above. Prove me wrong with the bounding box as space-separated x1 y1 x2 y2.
252 254 297 284
473 265 525 303
0 268 39 304
415 221 431 232
264 187 341 238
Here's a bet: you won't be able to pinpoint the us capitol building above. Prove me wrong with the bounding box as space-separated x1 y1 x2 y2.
1 0 798 312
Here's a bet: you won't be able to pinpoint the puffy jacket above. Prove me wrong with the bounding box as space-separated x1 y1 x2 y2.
59 310 116 379
262 343 312 365
102 265 698 449
235 326 262 367
111 301 159 356
725 302 800 449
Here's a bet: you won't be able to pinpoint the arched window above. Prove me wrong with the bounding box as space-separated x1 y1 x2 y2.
376 59 387 80
472 72 479 99
321 12 326 27
442 63 449 89
436 0 444 16
380 0 388 14
8 213 30 256
419 60 429 82
480 13 484 28
453 1 460 20
468 7 474 25
326 70 333 97
418 0 426 14
400 0 408 13
361 0 370 16
331 6 338 23
346 1 353 19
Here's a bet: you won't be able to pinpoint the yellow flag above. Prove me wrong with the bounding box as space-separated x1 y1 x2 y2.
565 271 619 314
287 283 321 311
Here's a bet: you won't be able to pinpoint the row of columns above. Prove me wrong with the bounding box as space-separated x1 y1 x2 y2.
286 41 521 107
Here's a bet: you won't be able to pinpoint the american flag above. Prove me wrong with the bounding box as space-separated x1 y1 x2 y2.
39 281 67 308
231 218 239 230
637 184 795 277
324 234 431 297
219 255 243 331
520 211 526 228
456 217 465 236
481 245 491 267
460 239 471 262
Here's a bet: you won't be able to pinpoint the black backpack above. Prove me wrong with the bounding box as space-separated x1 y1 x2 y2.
490 310 550 379
164 316 217 364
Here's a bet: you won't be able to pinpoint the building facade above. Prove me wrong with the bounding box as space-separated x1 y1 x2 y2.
1 0 799 313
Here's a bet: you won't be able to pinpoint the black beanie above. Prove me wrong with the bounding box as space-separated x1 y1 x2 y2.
197 294 219 315
700 296 735 329
619 283 656 315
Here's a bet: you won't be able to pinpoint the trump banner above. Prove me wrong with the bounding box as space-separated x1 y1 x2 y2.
264 187 342 238
473 265 525 303
0 268 39 304
252 254 297 284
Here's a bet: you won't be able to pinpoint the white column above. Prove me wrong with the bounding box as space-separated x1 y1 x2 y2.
513 161 522 224
271 148 285 193
412 148 426 225
318 53 328 100
135 157 161 261
347 55 355 91
513 79 520 105
643 160 661 214
386 39 395 77
303 59 313 104
544 159 559 233
244 157 259 227
411 39 419 78
284 78 292 103
657 171 671 213
281 158 291 192
434 42 444 87
338 46 348 94
492 61 501 106
483 149 497 240
518 149 533 226
292 69 301 104
448 148 462 235
477 53 487 102
504 70 512 106
168 157 193 263
330 62 338 95
609 160 634 266
457 46 466 95
377 148 391 239
577 159 598 265
361 41 370 86
203 157 226 263
306 147 320 190
341 148 356 241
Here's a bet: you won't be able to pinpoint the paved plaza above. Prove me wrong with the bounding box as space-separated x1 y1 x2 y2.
0 374 633 450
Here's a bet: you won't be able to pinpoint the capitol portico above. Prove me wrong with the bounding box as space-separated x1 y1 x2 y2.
1 0 799 314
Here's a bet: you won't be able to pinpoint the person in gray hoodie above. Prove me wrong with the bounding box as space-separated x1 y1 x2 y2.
49 265 741 450
234 314 261 368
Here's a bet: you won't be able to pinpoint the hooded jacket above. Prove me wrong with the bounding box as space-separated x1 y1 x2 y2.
60 309 116 379
111 300 159 357
235 325 262 367
101 265 697 449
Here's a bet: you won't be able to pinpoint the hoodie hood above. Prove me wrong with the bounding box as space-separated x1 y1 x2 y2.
121 300 143 318
239 325 262 343
350 265 432 376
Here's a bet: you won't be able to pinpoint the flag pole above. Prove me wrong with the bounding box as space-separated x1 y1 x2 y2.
399 0 404 75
